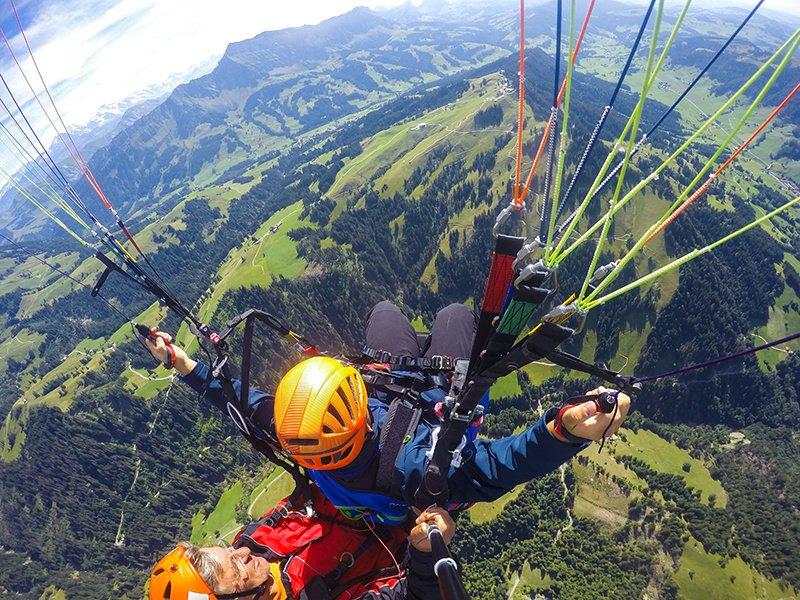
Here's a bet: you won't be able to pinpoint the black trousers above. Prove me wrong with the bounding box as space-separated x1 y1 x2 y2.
364 300 476 359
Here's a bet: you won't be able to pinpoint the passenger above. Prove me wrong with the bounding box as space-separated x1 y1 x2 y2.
149 483 455 599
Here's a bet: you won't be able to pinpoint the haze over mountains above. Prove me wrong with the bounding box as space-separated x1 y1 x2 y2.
0 1 798 598
2 0 795 238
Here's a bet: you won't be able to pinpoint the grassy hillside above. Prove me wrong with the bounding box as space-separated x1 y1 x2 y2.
0 5 798 597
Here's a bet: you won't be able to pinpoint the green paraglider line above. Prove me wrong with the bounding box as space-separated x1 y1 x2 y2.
553 0 768 237
4 0 173 291
643 80 800 246
0 137 87 228
547 0 693 265
0 164 89 246
549 28 800 267
583 31 800 303
577 0 668 301
544 0 577 252
580 195 800 310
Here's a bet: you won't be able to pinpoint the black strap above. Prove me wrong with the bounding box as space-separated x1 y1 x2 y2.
211 313 308 490
360 346 457 371
361 370 448 395
240 315 256 413
547 350 639 392
474 280 551 373
215 585 267 600
91 251 138 296
469 234 525 371
376 398 422 494
546 405 591 445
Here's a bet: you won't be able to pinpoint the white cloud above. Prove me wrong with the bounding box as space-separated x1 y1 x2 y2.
0 0 795 144
0 0 421 136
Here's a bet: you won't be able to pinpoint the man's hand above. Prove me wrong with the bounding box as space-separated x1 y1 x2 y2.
547 387 630 443
141 329 197 376
409 507 456 553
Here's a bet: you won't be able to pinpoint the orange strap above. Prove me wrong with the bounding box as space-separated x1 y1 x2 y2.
514 0 597 208
513 0 526 203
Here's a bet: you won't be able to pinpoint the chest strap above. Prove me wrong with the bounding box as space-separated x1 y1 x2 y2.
360 346 457 371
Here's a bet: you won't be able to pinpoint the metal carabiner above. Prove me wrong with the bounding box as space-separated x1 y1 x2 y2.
492 201 528 238
543 301 586 332
588 260 620 288
514 258 547 288
512 236 543 270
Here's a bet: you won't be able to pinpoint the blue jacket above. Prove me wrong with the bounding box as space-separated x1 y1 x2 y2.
182 362 585 523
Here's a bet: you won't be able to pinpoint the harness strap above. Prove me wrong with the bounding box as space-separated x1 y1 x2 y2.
322 530 382 590
211 313 308 491
242 499 400 600
359 346 457 371
376 398 423 494
215 583 268 600
469 234 525 372
414 320 574 509
361 370 448 395
327 564 405 599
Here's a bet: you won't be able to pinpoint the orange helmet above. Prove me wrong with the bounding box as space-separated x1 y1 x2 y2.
274 356 369 470
149 546 215 600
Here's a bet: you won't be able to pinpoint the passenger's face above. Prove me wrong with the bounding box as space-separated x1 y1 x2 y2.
205 546 275 598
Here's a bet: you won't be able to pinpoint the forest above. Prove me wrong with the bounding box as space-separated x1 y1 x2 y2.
0 14 798 599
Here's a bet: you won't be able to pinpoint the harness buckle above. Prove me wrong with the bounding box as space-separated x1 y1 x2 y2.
425 426 441 462
211 355 228 378
447 359 470 398
543 301 583 324
450 435 468 468
426 424 469 469
339 551 355 568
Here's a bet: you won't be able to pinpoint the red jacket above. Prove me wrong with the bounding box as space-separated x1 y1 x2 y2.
232 484 438 600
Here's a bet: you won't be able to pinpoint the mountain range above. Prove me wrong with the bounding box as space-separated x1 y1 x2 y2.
0 1 798 598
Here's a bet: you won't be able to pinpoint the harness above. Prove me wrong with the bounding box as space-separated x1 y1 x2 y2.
376 395 423 494
232 486 410 600
207 310 314 494
354 348 472 500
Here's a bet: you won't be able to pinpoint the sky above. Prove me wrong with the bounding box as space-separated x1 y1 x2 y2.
0 0 796 135
0 0 423 131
